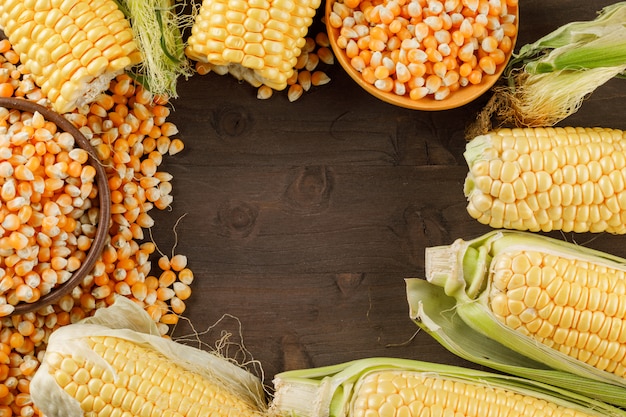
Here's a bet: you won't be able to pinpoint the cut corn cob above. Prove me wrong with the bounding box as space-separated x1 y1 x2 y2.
269 357 626 417
409 230 626 402
185 0 321 90
464 126 626 234
31 297 266 417
0 0 142 113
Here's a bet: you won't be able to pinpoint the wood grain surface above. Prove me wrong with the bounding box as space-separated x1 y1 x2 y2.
150 0 626 386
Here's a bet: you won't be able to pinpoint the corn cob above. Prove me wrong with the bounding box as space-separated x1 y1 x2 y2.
408 230 626 403
269 357 626 417
31 297 266 417
463 126 626 234
0 0 142 113
185 0 321 90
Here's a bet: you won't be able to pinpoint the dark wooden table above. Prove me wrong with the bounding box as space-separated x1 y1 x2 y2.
151 0 626 388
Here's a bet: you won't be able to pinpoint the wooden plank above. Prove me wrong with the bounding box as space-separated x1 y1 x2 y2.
151 166 489 274
147 0 626 386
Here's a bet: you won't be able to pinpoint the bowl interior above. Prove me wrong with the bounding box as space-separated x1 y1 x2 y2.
0 97 111 315
325 1 519 111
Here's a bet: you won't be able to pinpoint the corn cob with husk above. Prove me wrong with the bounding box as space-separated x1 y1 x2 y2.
185 0 321 91
31 297 267 417
269 357 626 417
464 126 626 234
406 230 626 407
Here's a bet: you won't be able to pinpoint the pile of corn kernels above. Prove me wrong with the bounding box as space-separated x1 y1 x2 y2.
0 38 192 417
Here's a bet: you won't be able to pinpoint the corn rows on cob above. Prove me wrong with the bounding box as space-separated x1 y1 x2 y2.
464 126 626 234
32 297 266 417
185 0 321 91
489 248 626 380
0 0 142 113
412 230 626 400
350 370 593 417
269 357 626 417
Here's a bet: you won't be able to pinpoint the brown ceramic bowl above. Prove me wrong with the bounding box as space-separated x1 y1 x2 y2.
325 1 519 110
0 97 111 316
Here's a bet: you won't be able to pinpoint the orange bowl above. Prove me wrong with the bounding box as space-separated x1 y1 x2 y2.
325 1 519 110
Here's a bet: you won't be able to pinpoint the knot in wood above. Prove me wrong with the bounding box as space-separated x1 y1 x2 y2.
216 200 258 238
283 166 334 214
211 106 253 137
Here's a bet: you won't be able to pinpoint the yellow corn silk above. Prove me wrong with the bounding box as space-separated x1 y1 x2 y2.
185 0 322 90
0 0 142 113
269 357 626 417
463 127 626 234
406 230 626 407
31 297 267 417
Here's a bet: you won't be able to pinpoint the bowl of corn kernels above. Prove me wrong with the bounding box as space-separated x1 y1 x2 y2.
0 97 110 316
325 0 519 110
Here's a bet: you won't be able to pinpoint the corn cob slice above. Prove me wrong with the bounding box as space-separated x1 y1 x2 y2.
410 230 626 399
185 0 321 90
463 126 626 234
269 357 626 417
31 297 266 417
0 0 142 113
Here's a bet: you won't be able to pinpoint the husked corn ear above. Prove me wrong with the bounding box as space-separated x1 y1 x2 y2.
351 370 595 417
41 336 263 417
0 0 142 113
464 126 626 234
185 0 321 90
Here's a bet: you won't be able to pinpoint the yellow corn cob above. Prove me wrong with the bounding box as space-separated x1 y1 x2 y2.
350 370 594 417
463 126 626 234
185 0 321 90
270 358 624 417
40 335 263 417
0 0 142 113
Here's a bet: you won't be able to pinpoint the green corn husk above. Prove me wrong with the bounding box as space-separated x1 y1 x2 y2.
269 357 626 417
113 0 195 98
405 230 626 407
512 2 626 74
470 2 626 134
